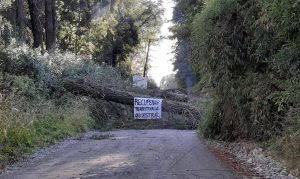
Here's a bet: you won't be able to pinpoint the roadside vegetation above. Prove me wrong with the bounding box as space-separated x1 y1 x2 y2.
0 46 132 168
172 0 300 174
0 0 166 169
0 0 197 169
1 0 299 176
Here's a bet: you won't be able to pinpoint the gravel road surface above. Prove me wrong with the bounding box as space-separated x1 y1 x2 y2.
1 130 237 179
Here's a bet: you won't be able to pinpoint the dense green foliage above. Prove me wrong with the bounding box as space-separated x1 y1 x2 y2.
172 0 300 172
91 0 163 68
0 0 12 45
0 0 163 68
191 0 300 141
171 0 202 88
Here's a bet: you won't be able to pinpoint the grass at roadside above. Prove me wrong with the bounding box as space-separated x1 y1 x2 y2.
270 132 300 176
0 101 94 170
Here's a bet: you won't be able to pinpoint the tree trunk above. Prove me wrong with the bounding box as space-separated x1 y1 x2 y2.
63 78 201 119
45 0 56 51
15 0 25 39
111 48 117 67
143 39 151 77
27 0 43 48
110 0 116 13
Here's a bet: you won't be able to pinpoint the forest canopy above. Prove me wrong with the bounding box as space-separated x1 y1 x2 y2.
0 0 163 69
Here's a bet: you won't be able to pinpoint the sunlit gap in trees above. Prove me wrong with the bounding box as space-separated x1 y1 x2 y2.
90 0 176 87
91 1 111 19
149 0 177 87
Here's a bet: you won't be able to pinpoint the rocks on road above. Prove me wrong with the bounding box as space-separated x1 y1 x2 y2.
1 130 237 179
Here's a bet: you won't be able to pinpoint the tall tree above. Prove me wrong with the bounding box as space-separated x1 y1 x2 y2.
15 0 25 39
110 0 116 13
171 0 202 89
27 0 43 48
45 0 56 51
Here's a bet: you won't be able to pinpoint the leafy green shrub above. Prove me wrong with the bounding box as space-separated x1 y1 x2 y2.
199 96 221 138
270 80 300 174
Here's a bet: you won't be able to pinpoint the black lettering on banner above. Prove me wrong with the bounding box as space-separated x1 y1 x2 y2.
134 98 162 119
134 99 138 105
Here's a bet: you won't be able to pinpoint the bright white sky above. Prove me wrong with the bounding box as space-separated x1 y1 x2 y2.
148 0 176 85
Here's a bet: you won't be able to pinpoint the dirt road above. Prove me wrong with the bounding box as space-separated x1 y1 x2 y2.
1 130 237 179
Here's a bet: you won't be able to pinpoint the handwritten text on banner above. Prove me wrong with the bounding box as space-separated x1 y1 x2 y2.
134 97 162 119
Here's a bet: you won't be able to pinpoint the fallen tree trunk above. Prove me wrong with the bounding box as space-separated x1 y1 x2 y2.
130 88 189 102
161 90 188 102
63 78 201 119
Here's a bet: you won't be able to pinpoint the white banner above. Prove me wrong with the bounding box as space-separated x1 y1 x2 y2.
133 76 147 89
134 97 162 119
